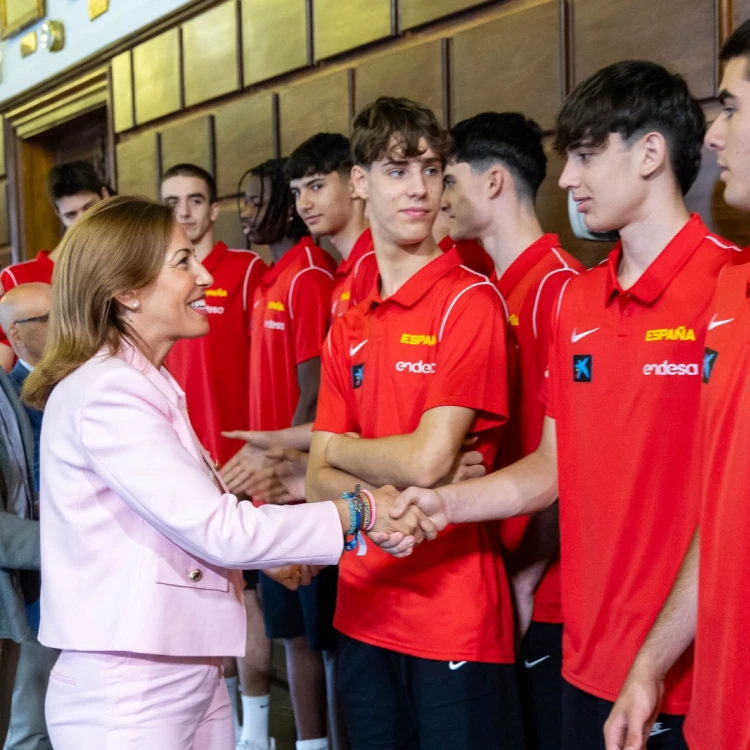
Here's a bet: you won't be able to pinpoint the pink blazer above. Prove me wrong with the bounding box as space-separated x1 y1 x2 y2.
38 344 343 657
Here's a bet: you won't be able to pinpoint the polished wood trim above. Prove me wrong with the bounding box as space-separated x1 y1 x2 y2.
272 94 281 159
5 118 20 262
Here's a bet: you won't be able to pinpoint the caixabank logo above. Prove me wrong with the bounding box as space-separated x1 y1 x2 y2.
573 354 592 382
702 348 719 384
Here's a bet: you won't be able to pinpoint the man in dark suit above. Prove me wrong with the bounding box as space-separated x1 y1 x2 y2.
0 284 54 750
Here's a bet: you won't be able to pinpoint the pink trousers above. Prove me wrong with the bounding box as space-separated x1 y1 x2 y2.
46 650 234 749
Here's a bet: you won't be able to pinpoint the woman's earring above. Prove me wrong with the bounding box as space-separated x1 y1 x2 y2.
132 301 140 310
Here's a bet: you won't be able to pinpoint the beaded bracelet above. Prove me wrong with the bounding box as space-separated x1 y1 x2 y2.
341 484 375 552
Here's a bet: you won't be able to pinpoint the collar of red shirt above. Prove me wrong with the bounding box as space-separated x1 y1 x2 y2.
365 247 464 311
36 250 54 272
260 237 313 288
335 228 373 278
495 234 562 298
200 241 228 273
603 213 707 306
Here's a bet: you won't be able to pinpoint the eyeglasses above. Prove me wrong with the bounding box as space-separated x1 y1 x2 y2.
14 314 49 325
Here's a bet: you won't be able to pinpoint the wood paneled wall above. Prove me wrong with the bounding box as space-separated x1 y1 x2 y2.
106 0 750 262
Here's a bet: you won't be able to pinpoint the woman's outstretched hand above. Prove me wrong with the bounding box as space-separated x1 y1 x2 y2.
366 485 440 558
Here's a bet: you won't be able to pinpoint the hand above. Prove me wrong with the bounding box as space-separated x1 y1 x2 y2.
222 429 274 450
266 447 308 502
390 486 450 533
451 449 487 483
261 564 319 591
366 485 439 558
604 664 664 750
220 443 271 494
244 464 296 505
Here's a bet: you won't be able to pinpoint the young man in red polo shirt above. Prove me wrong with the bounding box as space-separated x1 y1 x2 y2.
306 96 522 749
0 161 110 370
604 22 750 750
160 163 270 749
224 157 338 750
441 110 585 750
393 62 741 749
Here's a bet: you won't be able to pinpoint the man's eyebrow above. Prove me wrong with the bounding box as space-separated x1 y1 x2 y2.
718 88 738 105
187 193 207 200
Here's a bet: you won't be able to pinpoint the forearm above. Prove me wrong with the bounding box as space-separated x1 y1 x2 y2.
630 529 699 679
306 463 374 504
438 451 559 525
508 502 560 592
327 433 443 488
271 423 313 450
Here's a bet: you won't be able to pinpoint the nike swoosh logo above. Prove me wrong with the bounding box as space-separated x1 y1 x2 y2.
448 661 467 670
349 339 368 357
707 315 735 331
571 327 600 343
524 655 551 669
649 727 672 737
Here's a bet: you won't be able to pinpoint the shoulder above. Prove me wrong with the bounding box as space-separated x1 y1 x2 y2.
439 267 509 327
225 248 265 271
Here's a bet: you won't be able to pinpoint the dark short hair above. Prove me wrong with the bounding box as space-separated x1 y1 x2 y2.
285 133 353 183
47 161 107 204
240 158 307 244
720 18 750 73
351 96 451 168
450 112 546 199
161 163 217 204
554 61 705 195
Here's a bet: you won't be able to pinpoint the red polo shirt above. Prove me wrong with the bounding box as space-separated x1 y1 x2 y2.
0 251 55 348
165 242 265 466
330 229 378 319
249 239 335 431
684 258 750 749
439 235 495 277
314 248 515 663
543 214 739 712
497 234 584 625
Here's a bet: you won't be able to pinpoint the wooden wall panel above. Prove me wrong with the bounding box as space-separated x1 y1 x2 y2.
355 41 445 123
400 0 487 31
735 1 750 30
18 140 59 260
116 132 159 199
160 115 214 178
279 71 350 155
537 145 609 269
572 0 716 99
0 181 9 247
183 1 239 107
314 0 392 60
214 199 248 250
214 93 275 197
242 0 308 86
133 29 182 125
452 2 561 131
111 51 134 133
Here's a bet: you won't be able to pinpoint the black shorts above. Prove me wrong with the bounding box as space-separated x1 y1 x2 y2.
561 680 687 750
518 621 563 750
337 633 525 750
258 565 338 651
243 569 258 589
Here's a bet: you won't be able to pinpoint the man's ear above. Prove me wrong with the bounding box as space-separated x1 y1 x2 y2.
639 131 668 181
210 201 221 223
350 165 369 201
100 186 110 199
487 165 506 201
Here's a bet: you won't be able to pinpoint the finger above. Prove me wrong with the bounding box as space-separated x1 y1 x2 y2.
389 536 416 557
221 430 251 441
461 450 484 466
603 712 629 750
456 465 487 482
390 488 418 519
226 471 253 493
299 566 313 587
264 446 286 460
416 513 439 541
462 435 479 447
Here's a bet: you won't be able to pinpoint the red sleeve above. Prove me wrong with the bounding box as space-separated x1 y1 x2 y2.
424 282 510 431
312 324 358 434
288 268 334 365
0 268 17 293
538 279 572 419
243 255 266 339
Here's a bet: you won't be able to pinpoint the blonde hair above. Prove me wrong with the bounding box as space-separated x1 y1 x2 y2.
23 195 174 409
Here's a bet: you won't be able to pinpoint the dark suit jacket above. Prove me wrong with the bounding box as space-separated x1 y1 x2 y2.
8 363 42 491
0 368 40 643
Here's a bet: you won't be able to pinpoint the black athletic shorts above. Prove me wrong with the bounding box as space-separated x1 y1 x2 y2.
561 680 687 750
337 633 525 750
518 621 563 750
258 565 338 651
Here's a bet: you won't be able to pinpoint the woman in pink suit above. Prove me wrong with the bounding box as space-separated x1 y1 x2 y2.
23 196 430 749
